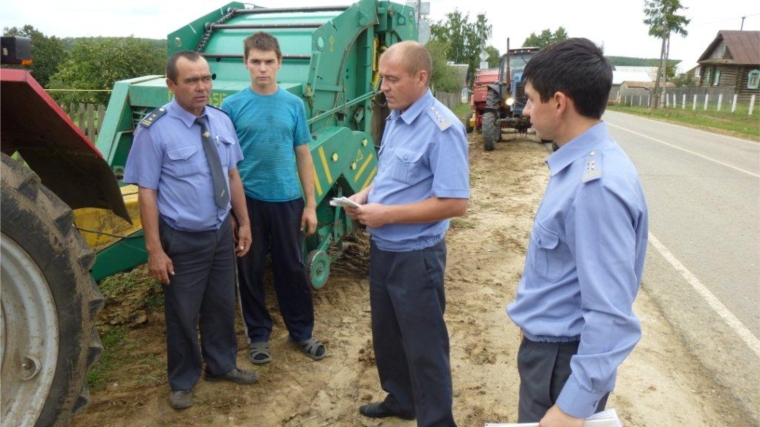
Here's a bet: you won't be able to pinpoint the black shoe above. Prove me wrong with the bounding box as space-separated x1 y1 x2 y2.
359 401 414 420
204 368 259 385
169 390 193 409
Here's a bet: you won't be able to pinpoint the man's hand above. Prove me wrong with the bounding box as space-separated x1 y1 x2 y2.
348 191 368 206
148 250 174 284
349 203 390 229
539 405 584 427
301 206 317 236
235 223 252 257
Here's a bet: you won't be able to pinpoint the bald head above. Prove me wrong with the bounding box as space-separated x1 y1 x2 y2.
378 41 432 111
382 41 432 85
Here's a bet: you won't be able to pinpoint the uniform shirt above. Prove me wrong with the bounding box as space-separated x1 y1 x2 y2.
507 122 648 418
367 90 470 252
123 99 243 231
221 87 311 202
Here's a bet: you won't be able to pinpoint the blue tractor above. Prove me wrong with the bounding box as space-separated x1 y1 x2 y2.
481 45 540 151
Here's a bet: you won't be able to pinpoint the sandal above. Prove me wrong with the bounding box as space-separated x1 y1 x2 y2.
249 341 271 365
291 337 326 361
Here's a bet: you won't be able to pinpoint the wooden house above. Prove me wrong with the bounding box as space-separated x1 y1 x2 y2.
697 31 760 102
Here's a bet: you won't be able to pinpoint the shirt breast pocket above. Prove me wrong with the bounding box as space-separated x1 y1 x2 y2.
391 148 425 183
166 145 202 177
218 136 235 170
532 222 566 280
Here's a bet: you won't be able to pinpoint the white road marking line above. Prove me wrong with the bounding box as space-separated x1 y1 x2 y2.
648 232 760 358
606 122 760 178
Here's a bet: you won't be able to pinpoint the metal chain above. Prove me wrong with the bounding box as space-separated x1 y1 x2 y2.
195 7 238 53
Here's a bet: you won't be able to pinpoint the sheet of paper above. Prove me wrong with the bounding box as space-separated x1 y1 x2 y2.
329 197 360 209
485 408 622 427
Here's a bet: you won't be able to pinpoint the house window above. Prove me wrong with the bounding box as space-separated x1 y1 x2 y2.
713 69 721 86
703 67 711 86
748 69 760 89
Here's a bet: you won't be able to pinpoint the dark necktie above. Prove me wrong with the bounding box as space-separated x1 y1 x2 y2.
195 116 229 209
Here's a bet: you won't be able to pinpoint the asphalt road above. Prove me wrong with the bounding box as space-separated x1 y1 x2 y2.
602 109 760 423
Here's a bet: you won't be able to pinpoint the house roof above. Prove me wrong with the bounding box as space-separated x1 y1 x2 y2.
614 66 659 81
612 71 652 85
698 31 760 65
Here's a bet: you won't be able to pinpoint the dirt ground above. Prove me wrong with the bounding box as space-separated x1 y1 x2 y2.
72 132 752 427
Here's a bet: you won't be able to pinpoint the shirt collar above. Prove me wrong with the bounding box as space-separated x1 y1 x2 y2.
168 98 209 128
388 89 434 124
546 121 609 176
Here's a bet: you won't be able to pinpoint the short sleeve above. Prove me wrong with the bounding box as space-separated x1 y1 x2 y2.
123 126 163 189
429 125 470 199
293 99 311 147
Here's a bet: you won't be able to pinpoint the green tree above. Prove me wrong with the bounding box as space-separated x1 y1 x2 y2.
2 25 66 87
523 27 568 48
485 46 500 68
49 37 165 105
430 9 492 80
644 0 689 109
427 39 464 93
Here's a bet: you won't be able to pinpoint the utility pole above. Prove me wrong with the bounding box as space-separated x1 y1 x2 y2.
741 16 746 30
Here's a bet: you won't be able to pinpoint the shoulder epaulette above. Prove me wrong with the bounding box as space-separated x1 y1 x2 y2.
206 103 229 116
581 150 603 183
139 107 167 128
426 105 452 131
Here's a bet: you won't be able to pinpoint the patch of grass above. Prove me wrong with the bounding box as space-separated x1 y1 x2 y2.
98 269 146 296
145 291 164 310
452 102 472 120
87 326 127 392
479 201 494 210
607 104 759 141
450 218 475 229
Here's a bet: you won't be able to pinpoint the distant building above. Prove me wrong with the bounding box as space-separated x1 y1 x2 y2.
614 66 659 82
610 68 652 102
697 30 760 102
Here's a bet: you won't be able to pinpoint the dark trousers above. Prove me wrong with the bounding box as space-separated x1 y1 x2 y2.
369 239 457 427
160 216 238 391
517 337 609 422
237 197 314 343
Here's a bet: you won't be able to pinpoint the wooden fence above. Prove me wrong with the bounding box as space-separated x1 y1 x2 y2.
61 103 106 142
433 91 461 109
616 88 757 114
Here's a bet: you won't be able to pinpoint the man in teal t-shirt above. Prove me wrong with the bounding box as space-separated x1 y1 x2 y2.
221 32 325 364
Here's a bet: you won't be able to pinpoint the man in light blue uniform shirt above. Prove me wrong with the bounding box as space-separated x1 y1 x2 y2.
124 51 258 410
507 38 648 426
347 41 469 427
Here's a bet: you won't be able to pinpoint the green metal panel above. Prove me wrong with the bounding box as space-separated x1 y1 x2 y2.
90 231 146 282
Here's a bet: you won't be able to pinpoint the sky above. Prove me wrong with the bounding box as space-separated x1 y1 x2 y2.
2 0 758 72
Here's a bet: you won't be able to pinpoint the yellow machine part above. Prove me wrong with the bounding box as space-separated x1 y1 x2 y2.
73 185 142 252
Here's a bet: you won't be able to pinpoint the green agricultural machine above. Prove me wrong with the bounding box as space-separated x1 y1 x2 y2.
91 0 418 287
0 1 417 425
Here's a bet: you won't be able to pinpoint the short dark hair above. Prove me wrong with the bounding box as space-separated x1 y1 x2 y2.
522 38 612 119
244 32 282 60
166 50 202 83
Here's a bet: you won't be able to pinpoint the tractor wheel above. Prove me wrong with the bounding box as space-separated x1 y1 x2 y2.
482 112 497 151
465 112 474 134
1 153 103 427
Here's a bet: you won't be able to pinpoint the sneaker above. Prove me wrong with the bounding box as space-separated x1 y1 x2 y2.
169 390 193 410
204 368 259 385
